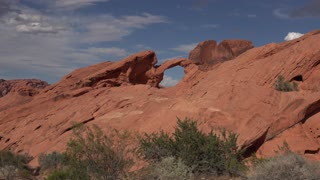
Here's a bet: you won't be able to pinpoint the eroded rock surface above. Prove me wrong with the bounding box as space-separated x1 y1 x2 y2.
1 30 320 166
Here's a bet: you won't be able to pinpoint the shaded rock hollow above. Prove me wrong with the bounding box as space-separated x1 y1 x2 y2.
1 31 320 166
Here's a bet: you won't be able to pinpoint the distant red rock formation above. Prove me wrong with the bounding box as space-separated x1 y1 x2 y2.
0 79 48 97
0 79 48 111
189 39 254 68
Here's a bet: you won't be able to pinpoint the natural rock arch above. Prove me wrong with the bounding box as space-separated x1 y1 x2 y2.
151 58 195 87
77 51 198 88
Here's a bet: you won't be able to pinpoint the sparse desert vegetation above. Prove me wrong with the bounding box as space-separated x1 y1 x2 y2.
1 118 320 180
275 75 299 92
138 118 246 177
0 150 33 180
39 125 133 180
248 152 320 180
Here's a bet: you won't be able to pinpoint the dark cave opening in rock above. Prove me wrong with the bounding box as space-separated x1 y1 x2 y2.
291 75 303 82
160 66 185 87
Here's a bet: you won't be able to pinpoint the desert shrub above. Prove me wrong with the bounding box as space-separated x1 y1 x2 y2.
134 157 193 180
246 153 267 167
151 157 193 180
139 130 174 161
248 152 320 180
39 151 68 173
0 150 33 180
274 140 291 154
139 118 245 176
40 125 133 180
275 75 298 92
46 170 71 180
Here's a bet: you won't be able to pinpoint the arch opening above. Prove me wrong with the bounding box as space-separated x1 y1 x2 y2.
159 66 185 87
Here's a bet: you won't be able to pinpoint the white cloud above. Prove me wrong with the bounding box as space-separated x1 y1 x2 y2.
86 47 128 57
160 75 179 87
16 22 64 34
284 32 304 41
3 12 66 34
54 0 110 9
171 43 197 53
16 13 42 22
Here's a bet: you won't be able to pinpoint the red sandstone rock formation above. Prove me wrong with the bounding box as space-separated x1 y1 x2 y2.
0 79 48 111
1 30 320 167
74 51 196 88
189 39 254 68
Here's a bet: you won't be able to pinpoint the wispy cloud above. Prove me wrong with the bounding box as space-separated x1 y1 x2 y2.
273 8 291 19
171 43 197 53
86 47 128 57
54 0 110 10
16 22 65 34
81 13 168 43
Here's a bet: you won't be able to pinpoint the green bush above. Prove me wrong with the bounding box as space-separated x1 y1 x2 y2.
39 151 68 173
0 150 33 180
39 125 133 180
248 152 320 180
275 75 298 92
139 129 174 161
46 170 70 180
138 118 245 176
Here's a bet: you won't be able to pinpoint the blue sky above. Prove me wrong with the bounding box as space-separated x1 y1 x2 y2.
0 0 319 86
